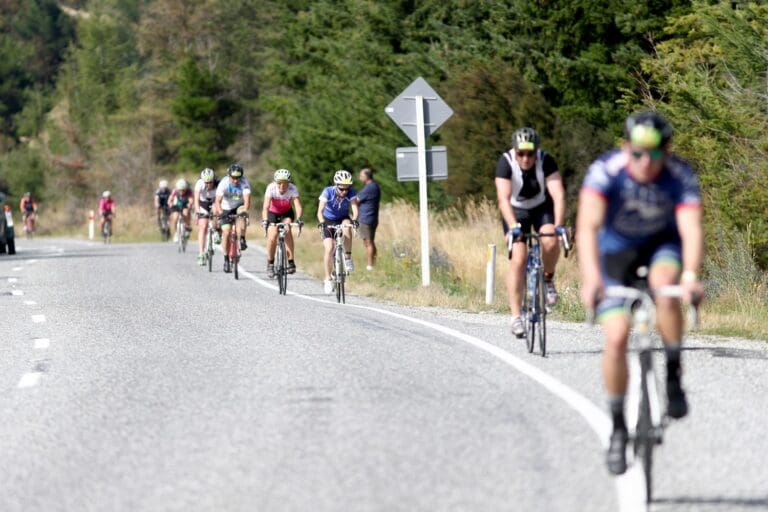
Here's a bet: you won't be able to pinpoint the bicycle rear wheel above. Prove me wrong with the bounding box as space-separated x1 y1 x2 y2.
538 269 547 357
635 350 655 503
207 230 214 272
276 242 287 295
177 218 184 253
524 272 535 353
334 246 345 303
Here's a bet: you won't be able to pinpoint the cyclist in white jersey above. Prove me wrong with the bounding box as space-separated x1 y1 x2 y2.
194 167 220 265
214 163 251 273
261 168 303 277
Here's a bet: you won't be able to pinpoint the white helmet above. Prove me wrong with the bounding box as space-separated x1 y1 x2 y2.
333 169 353 185
200 168 215 183
176 179 188 190
158 179 169 189
274 168 292 182
102 190 111 198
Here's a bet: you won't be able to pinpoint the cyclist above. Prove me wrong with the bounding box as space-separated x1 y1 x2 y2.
19 192 38 235
168 178 193 243
494 127 567 338
98 190 115 235
194 168 220 265
214 163 251 273
261 168 303 278
154 179 171 233
317 169 359 294
577 111 704 475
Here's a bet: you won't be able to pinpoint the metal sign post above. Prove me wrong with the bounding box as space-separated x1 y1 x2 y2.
385 77 453 287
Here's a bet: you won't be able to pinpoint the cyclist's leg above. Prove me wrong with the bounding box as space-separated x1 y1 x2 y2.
322 227 335 281
197 216 208 253
282 216 295 259
505 214 532 319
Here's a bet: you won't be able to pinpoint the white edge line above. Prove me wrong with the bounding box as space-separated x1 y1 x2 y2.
18 372 42 388
238 266 645 511
12 290 24 296
31 314 46 323
34 338 51 349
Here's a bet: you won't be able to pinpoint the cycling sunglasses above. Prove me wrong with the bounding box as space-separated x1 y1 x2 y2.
516 150 536 158
631 148 665 161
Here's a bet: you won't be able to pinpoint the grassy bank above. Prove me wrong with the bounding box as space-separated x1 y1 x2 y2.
31 199 768 341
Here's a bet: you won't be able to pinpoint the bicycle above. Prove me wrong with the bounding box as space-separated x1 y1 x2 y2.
102 213 113 244
157 207 171 241
222 212 248 280
23 212 36 240
266 221 303 295
594 284 699 503
510 229 570 357
325 223 355 304
199 212 217 272
175 213 189 253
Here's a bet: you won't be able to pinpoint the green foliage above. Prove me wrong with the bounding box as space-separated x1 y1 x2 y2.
0 146 49 201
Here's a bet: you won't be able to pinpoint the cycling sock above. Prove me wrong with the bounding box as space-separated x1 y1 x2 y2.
608 394 626 431
345 252 352 256
268 260 274 264
544 271 554 281
665 342 682 380
288 259 294 264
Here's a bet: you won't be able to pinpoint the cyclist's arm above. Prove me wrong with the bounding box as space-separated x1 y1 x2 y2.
576 188 607 307
193 187 201 213
545 171 566 227
317 199 327 223
261 190 270 221
292 196 303 221
494 177 517 229
242 191 251 212
214 193 223 214
350 199 359 221
676 205 704 280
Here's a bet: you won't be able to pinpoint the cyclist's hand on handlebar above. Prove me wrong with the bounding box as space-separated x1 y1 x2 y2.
352 220 359 229
261 219 268 228
296 219 304 228
555 225 567 236
508 223 522 241
318 221 325 230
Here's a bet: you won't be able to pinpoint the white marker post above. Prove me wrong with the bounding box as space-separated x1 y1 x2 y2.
88 210 95 240
415 95 430 286
485 244 496 304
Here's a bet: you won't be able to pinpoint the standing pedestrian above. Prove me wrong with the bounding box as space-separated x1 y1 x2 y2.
357 167 381 270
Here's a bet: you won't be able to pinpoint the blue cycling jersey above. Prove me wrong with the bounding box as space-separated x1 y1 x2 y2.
319 186 357 222
581 149 701 254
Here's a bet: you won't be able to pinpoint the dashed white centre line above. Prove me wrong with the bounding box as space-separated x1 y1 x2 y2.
31 314 46 323
12 267 23 272
26 259 38 264
34 338 50 349
12 290 24 296
24 300 37 306
8 277 18 283
17 372 42 388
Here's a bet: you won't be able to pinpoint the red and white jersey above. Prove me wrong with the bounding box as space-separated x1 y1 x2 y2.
265 182 299 215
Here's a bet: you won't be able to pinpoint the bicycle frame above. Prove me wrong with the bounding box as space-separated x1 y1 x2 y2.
266 221 302 295
326 223 354 304
222 212 247 279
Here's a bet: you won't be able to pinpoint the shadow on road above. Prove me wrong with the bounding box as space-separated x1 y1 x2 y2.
654 495 768 509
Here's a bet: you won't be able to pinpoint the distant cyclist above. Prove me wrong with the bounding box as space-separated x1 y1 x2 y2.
194 168 220 265
261 168 303 277
317 170 359 294
494 127 567 338
19 192 38 235
214 163 251 273
168 178 193 243
98 191 115 235
154 179 171 231
577 111 704 475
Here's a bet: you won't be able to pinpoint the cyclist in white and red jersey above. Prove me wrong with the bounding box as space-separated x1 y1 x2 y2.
261 168 303 277
168 178 193 243
98 191 115 235
194 168 219 265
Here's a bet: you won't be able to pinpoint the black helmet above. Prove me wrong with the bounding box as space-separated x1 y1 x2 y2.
512 127 540 151
623 111 673 149
227 163 244 178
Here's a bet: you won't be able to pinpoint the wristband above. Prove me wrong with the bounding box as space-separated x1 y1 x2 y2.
680 270 698 283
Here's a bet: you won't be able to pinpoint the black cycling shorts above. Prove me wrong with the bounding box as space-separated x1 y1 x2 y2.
501 198 555 239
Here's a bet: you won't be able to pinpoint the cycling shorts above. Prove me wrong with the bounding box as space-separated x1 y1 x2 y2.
267 211 294 225
321 220 350 240
501 197 555 240
598 237 682 317
220 207 248 228
198 200 214 216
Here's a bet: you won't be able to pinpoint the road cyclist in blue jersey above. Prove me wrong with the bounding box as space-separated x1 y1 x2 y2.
194 167 220 266
317 169 359 294
577 111 704 475
494 127 568 338
214 163 252 273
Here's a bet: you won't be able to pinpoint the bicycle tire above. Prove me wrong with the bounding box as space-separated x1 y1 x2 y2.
538 268 547 357
636 349 655 503
276 241 287 294
207 228 214 272
103 219 112 244
524 271 535 353
334 244 344 303
177 218 184 253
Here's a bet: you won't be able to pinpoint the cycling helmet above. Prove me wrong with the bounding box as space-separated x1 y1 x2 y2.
274 168 292 182
200 168 215 183
623 111 673 149
24 192 31 197
102 190 111 198
158 179 169 189
176 179 188 190
333 169 353 186
512 127 540 151
227 163 244 178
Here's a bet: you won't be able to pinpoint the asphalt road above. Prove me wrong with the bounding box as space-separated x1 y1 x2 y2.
1 238 766 512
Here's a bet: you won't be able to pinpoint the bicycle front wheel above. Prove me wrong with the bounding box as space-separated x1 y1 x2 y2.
524 272 535 353
538 269 547 357
334 246 345 303
635 350 655 503
276 242 287 295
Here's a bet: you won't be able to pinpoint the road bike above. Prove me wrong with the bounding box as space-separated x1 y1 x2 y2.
102 213 113 244
199 212 217 272
511 229 570 357
157 207 171 241
598 284 699 503
175 213 189 253
222 212 248 280
326 223 355 304
22 212 36 240
266 221 302 295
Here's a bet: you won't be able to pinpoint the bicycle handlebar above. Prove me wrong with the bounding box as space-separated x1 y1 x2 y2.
264 221 303 237
586 285 701 328
507 229 571 258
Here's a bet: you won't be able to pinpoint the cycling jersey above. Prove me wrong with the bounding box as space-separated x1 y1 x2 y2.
319 186 357 222
495 149 558 209
216 176 251 211
98 198 114 215
581 149 701 254
155 188 171 208
169 188 193 208
265 182 299 215
195 178 218 203
20 197 37 213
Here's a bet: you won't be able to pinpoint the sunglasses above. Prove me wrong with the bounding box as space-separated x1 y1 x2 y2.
631 148 665 161
337 186 350 192
516 151 535 158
